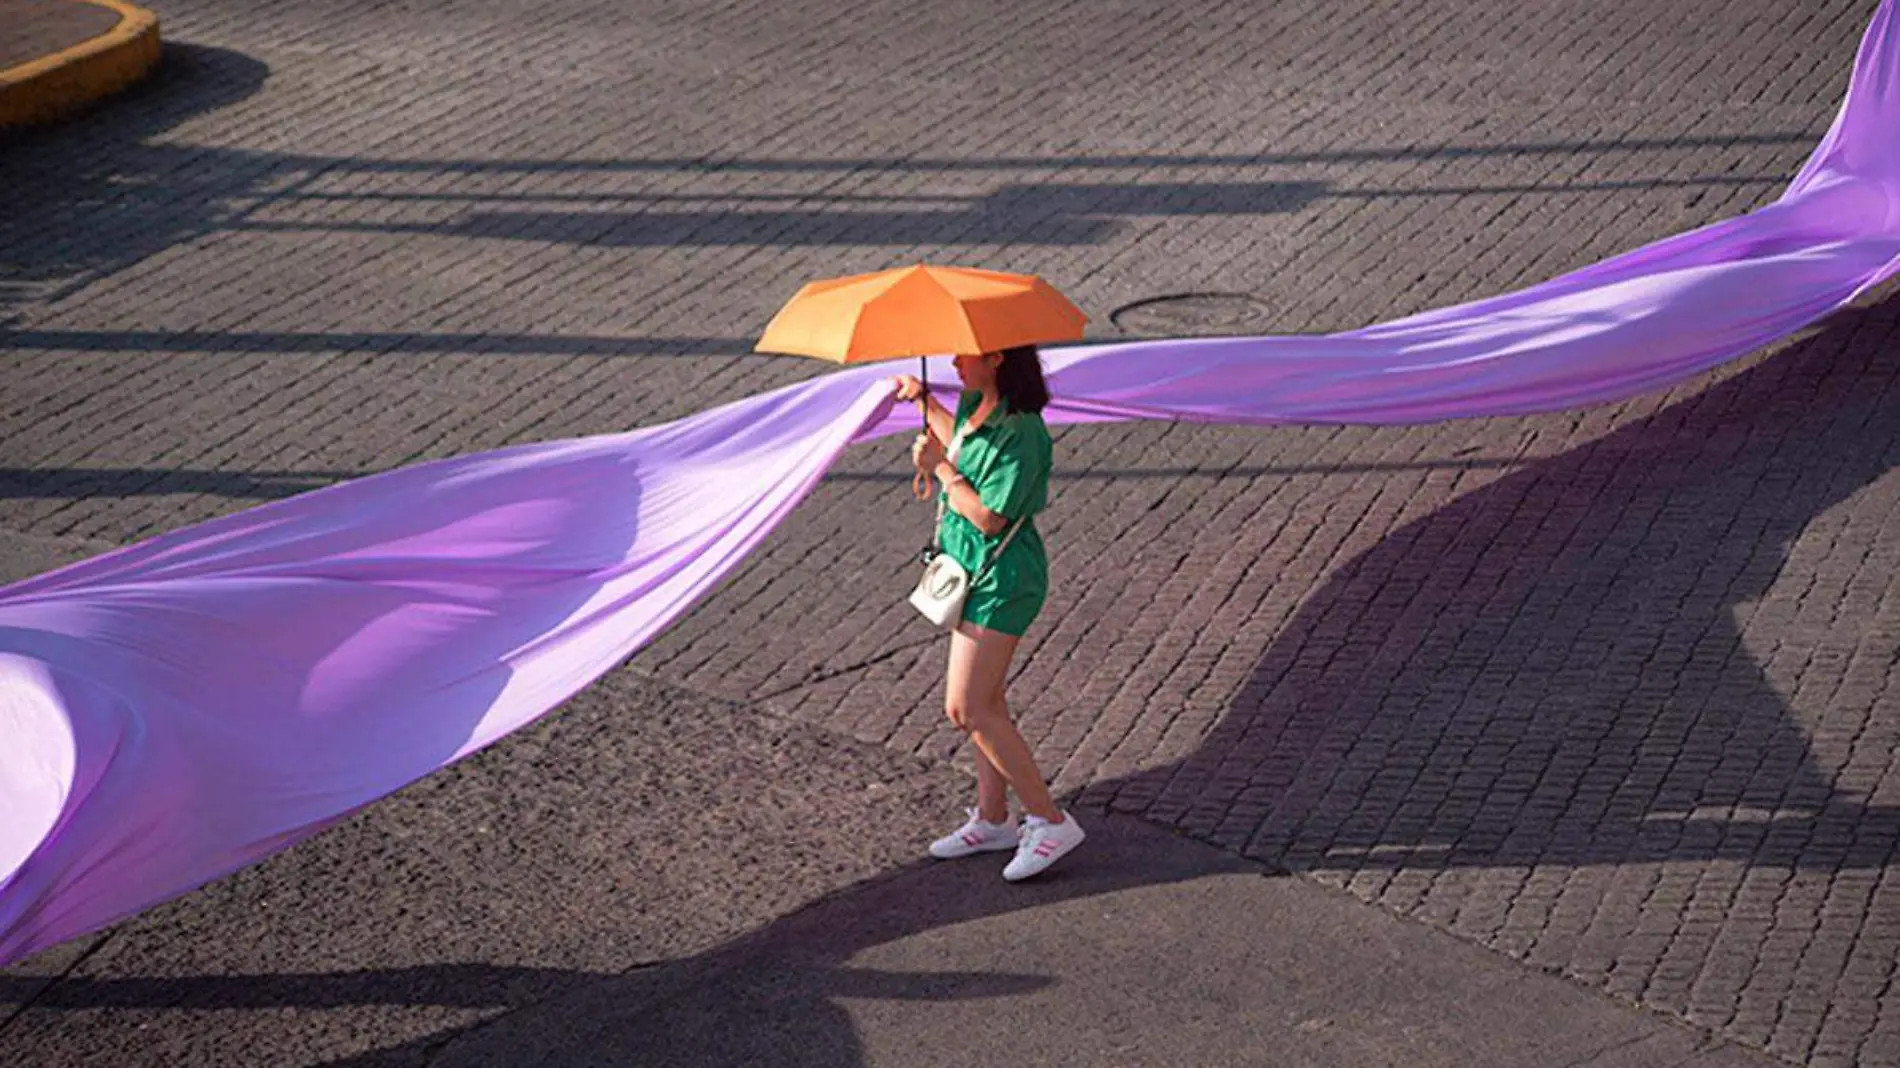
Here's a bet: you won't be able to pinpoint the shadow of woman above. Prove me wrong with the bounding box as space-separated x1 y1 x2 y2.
1086 291 1900 1008
366 294 1900 1066
249 815 1243 1067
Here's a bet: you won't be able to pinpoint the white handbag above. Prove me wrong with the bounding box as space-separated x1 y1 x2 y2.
909 427 1025 629
909 515 1026 628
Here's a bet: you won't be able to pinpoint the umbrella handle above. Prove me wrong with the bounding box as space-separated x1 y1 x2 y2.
913 356 934 501
911 402 936 501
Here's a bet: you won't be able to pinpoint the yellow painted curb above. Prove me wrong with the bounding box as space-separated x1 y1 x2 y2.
0 0 162 129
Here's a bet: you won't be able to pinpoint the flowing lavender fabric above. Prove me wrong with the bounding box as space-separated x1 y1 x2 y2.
4 4 1900 966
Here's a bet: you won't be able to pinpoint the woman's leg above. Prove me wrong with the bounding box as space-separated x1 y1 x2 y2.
971 671 1013 822
946 621 1063 823
974 748 1009 825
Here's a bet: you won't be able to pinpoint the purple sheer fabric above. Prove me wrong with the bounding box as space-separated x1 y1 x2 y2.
4 3 1900 965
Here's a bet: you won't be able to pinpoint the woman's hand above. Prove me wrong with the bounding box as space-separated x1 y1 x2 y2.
908 430 948 501
911 431 946 472
896 375 956 446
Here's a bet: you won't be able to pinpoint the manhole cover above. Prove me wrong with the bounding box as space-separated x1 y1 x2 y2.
1109 292 1277 339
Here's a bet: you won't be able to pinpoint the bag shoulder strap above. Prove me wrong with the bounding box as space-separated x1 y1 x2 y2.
929 423 973 552
931 421 1031 579
971 513 1027 584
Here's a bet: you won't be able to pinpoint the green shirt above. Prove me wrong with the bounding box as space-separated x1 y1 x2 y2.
938 390 1052 601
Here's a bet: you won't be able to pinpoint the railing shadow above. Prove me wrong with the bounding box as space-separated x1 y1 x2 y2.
0 39 1806 340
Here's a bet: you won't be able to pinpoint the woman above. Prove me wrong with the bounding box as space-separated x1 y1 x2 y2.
893 344 1085 881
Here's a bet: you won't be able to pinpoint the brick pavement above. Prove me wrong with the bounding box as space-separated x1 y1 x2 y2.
2 0 1896 1063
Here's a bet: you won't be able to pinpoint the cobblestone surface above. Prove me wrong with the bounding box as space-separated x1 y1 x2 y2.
3 0 1896 1062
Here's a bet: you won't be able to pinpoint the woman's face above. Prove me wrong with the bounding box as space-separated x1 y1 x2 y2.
953 350 1003 390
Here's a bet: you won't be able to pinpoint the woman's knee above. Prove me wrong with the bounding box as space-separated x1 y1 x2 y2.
946 696 1005 733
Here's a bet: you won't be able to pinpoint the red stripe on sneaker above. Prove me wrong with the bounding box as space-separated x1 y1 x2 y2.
963 832 982 846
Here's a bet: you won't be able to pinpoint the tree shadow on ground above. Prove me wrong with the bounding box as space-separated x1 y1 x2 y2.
0 467 355 501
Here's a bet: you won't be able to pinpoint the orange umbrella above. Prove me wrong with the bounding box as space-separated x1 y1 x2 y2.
755 264 1087 365
757 264 1085 499
756 264 1086 501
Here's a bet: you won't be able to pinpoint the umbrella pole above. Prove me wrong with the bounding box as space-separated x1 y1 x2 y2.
913 356 932 502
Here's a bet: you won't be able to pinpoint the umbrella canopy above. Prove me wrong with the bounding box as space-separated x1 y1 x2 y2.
754 264 1087 363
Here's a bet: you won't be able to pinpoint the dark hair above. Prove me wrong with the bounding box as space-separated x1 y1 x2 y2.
995 344 1051 414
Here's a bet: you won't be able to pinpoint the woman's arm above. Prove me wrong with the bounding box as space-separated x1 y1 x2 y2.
934 463 1010 537
894 376 957 443
921 395 956 444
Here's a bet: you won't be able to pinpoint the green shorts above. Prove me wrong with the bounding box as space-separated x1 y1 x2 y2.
940 511 1048 637
961 581 1046 637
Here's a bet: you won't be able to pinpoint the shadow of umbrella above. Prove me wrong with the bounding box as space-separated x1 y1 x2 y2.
0 790 1239 1067
177 296 1900 1068
1080 292 1900 1020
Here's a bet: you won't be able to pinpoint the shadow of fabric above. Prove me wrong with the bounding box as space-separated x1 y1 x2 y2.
1093 295 1900 888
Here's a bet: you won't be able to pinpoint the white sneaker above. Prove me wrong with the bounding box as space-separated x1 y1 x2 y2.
929 808 1019 859
1003 812 1086 881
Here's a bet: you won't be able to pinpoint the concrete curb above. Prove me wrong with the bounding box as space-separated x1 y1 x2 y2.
0 0 161 129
